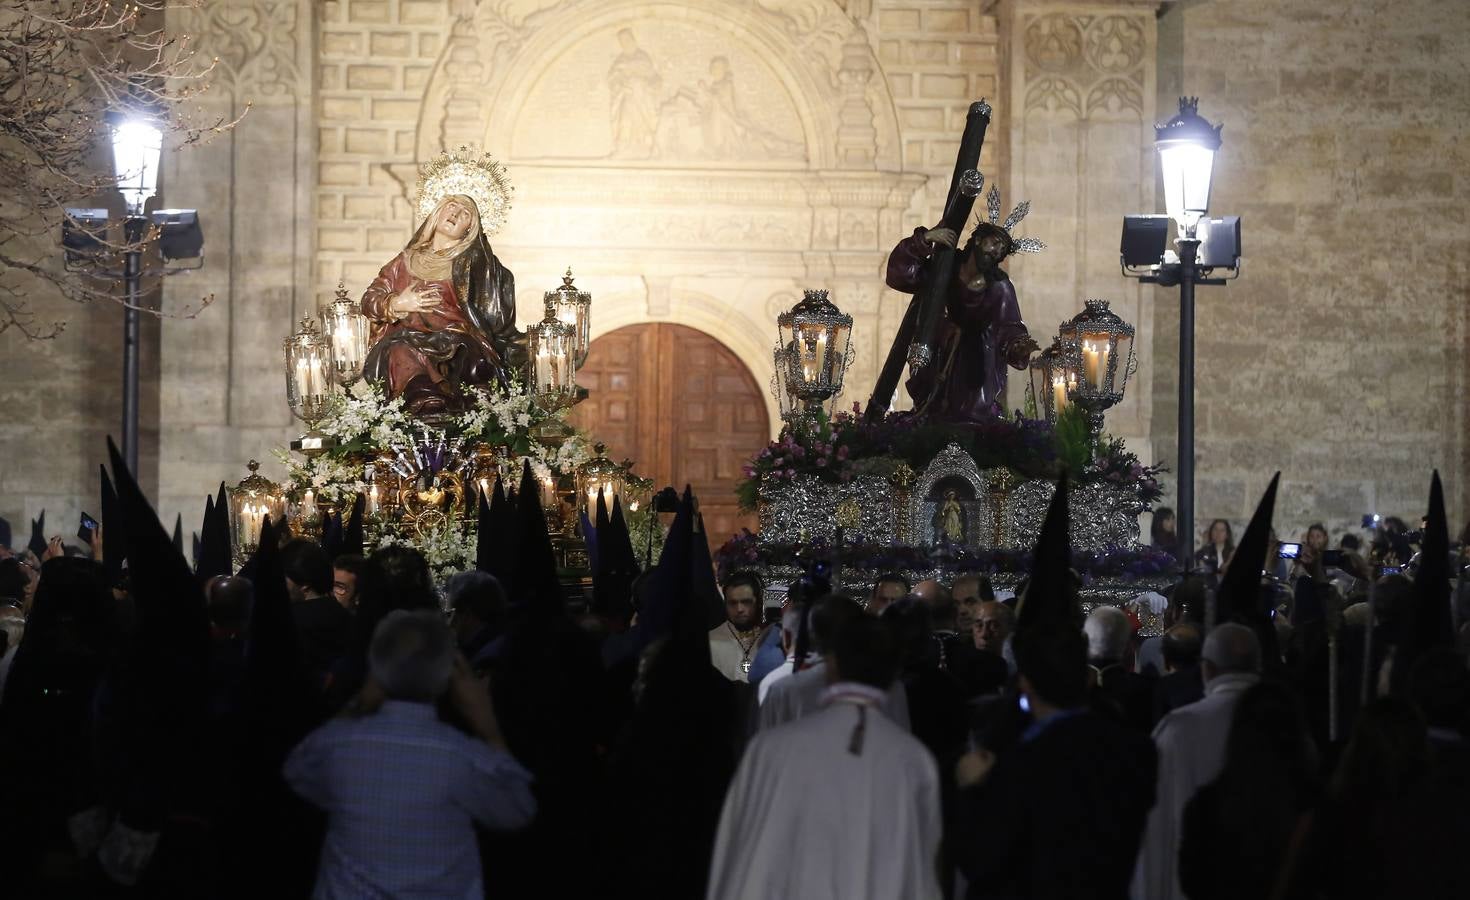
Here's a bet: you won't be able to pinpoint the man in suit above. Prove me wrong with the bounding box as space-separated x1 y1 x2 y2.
954 623 1157 899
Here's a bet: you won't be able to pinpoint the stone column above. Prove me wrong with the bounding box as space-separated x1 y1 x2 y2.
158 0 317 526
996 0 1160 449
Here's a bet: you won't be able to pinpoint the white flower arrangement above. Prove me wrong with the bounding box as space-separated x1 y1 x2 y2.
376 519 476 585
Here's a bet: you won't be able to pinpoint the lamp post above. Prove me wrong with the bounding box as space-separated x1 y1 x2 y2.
1120 97 1239 567
109 114 162 475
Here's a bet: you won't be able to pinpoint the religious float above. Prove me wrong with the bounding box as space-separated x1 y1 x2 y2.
222 101 1173 629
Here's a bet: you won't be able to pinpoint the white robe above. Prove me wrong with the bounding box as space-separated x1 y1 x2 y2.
707 686 943 900
757 659 910 732
709 623 762 683
1132 672 1260 900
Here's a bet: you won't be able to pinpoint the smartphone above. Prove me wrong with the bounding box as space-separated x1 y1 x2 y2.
1018 693 1031 714
1379 565 1402 577
1322 549 1347 568
1278 542 1301 560
1362 514 1381 530
78 511 99 543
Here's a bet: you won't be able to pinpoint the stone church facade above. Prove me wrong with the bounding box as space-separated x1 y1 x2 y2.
0 0 1464 545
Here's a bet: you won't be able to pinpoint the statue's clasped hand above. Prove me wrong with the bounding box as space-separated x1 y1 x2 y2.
387 284 445 320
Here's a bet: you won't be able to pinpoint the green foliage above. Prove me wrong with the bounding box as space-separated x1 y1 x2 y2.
1052 404 1093 479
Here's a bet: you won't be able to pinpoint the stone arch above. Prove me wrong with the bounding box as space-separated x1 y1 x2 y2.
414 0 902 171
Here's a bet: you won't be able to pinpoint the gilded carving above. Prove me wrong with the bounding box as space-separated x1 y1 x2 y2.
179 0 299 97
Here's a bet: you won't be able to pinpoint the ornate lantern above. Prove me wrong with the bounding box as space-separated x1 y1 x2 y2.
545 268 592 367
1155 97 1222 239
577 443 626 517
319 280 370 386
283 316 337 454
528 315 577 411
1060 299 1136 438
1027 337 1077 423
227 460 286 565
775 289 852 422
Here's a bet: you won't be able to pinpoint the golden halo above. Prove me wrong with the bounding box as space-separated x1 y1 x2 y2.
414 146 514 236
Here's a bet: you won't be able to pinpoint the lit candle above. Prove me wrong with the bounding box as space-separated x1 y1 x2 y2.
367 484 379 515
1096 342 1109 389
1083 341 1099 388
1052 376 1068 414
535 342 553 392
242 501 264 549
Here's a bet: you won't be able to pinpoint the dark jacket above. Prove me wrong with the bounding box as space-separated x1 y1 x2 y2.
958 710 1157 899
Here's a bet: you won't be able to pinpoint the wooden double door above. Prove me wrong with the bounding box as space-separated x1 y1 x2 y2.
570 323 769 545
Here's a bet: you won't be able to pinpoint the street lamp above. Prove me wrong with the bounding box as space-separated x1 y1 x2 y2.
110 112 162 475
1120 97 1241 567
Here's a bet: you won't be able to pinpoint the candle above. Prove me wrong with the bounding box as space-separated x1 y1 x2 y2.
1096 343 1109 389
367 484 379 515
1082 341 1099 388
1052 376 1068 414
242 501 264 549
535 342 553 392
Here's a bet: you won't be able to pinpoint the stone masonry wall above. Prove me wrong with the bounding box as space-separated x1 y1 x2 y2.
1151 0 1470 544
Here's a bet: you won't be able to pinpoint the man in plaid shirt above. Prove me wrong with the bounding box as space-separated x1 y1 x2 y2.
285 610 535 899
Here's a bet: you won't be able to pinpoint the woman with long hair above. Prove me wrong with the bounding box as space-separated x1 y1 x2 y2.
1150 507 1176 550
1193 518 1234 575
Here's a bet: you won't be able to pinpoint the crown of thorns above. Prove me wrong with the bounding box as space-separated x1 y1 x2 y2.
968 176 1045 255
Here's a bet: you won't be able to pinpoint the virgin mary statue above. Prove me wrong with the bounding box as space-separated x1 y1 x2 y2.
360 193 522 416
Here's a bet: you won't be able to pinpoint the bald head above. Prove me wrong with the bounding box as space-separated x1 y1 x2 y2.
1161 622 1203 672
912 579 956 629
1201 623 1262 682
207 575 254 632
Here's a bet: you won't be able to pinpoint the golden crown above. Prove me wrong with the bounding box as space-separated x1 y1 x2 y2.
414 146 515 235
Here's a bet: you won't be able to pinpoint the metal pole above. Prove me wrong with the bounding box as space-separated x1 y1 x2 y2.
1177 238 1199 573
122 215 144 475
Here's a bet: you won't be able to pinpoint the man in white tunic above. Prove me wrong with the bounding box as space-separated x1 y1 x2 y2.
1132 623 1262 900
758 596 910 730
707 615 942 900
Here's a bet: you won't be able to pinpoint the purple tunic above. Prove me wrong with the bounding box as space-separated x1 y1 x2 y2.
885 227 1033 424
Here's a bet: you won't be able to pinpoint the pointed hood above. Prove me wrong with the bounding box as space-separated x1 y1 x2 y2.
105 436 210 708
585 488 609 575
320 509 344 559
240 514 314 759
99 465 123 583
609 495 640 573
1216 473 1279 628
341 492 366 558
592 495 639 622
196 483 233 580
511 460 562 613
691 510 726 631
27 510 46 558
637 487 695 644
1016 472 1078 633
477 475 518 587
172 512 185 558
1395 470 1454 690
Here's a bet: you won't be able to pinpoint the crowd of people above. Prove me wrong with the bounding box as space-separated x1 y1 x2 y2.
1 447 1468 899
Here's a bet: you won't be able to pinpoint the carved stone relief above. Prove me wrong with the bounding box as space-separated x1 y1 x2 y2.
1021 12 1145 119
177 0 301 98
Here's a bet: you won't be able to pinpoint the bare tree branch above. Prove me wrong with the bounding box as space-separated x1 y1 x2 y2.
0 1 245 339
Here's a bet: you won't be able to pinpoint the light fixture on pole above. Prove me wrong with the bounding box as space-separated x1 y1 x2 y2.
108 111 163 476
283 317 338 455
1120 97 1241 567
774 289 853 424
320 281 371 386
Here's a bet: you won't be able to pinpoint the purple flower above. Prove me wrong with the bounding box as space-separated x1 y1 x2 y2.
836 445 849 460
792 446 805 460
815 458 827 467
